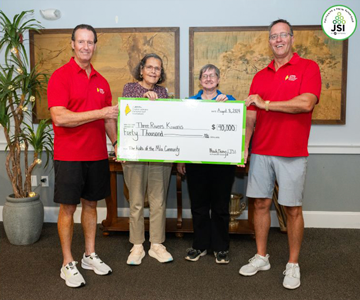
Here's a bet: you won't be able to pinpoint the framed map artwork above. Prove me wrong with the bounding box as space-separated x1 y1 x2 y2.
190 26 348 124
30 27 180 122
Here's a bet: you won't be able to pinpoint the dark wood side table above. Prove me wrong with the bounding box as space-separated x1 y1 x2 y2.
101 158 255 236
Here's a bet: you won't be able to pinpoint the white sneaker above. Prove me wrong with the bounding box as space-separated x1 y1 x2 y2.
283 263 301 290
81 252 112 275
239 254 271 276
127 245 145 265
60 261 86 288
148 244 173 263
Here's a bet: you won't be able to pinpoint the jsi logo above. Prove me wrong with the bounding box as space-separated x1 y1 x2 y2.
331 24 345 32
321 5 357 41
331 12 346 34
97 88 104 94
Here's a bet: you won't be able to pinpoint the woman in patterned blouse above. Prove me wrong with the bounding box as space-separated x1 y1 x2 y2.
122 53 173 265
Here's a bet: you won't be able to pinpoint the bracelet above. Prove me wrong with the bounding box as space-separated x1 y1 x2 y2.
112 140 117 147
265 100 270 112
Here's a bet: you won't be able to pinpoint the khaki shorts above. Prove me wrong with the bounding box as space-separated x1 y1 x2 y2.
246 154 308 207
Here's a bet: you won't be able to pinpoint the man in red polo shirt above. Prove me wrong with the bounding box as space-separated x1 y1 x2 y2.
239 19 321 290
48 24 118 288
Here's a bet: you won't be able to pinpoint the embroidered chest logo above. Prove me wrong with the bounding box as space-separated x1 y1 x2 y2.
97 88 105 94
285 75 298 81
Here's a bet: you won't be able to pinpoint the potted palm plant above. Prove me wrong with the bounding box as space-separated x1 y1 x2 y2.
0 10 53 245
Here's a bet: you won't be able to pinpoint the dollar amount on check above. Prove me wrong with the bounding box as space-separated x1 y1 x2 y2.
117 98 246 165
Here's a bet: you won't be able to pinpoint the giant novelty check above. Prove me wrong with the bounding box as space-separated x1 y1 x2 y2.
117 98 246 165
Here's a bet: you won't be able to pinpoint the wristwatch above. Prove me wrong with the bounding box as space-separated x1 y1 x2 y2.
265 101 270 112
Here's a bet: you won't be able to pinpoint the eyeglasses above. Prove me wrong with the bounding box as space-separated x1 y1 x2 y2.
269 32 293 40
144 65 162 73
201 74 217 79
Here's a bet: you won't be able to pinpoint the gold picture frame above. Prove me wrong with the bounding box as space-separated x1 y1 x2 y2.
30 27 180 122
190 26 348 124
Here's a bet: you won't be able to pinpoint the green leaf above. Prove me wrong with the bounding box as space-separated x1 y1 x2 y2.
0 10 51 197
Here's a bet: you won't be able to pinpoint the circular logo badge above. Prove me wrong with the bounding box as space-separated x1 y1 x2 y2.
322 5 357 40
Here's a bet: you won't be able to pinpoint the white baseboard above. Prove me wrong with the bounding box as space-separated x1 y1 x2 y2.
302 211 360 228
0 206 359 229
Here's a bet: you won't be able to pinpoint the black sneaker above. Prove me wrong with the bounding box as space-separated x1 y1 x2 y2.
185 248 207 262
214 251 230 264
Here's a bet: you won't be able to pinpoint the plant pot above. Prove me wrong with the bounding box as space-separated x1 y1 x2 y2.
3 193 44 245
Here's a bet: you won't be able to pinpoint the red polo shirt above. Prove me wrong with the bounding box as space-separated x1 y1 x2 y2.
47 58 112 161
248 53 321 157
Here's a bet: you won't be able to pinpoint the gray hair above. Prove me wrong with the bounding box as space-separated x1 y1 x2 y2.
132 53 166 84
268 19 294 36
198 64 220 80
